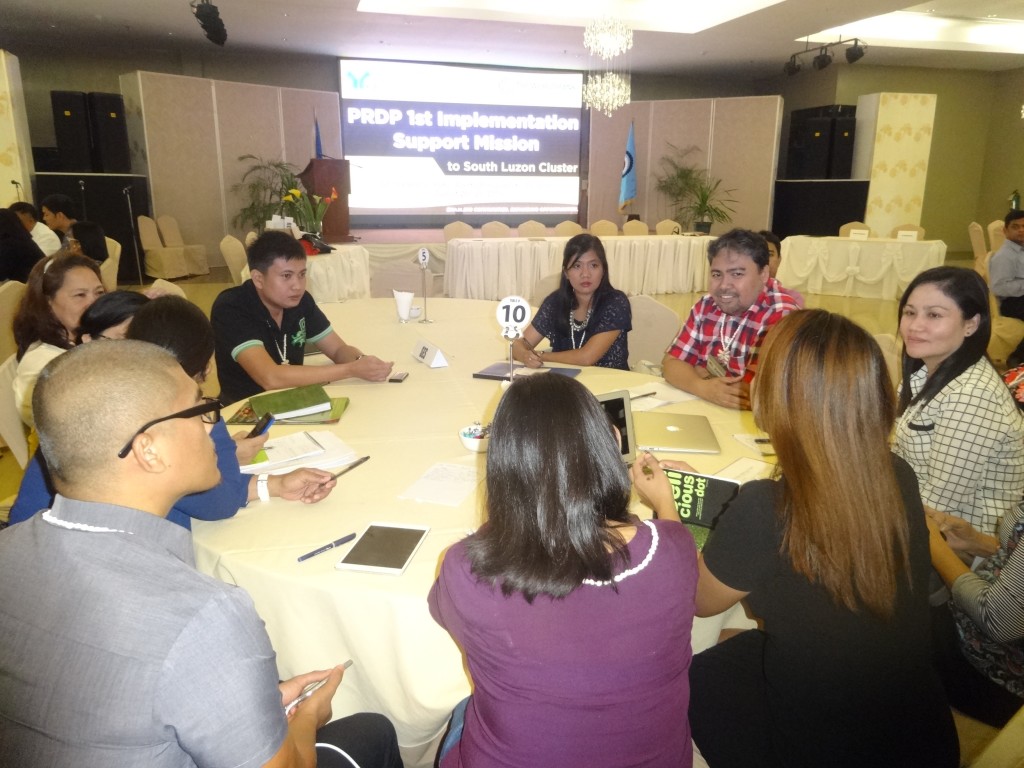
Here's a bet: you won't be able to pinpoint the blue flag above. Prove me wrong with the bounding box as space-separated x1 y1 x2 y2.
619 122 637 212
314 115 324 159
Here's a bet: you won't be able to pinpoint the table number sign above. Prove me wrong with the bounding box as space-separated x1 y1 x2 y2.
497 295 531 379
417 248 434 324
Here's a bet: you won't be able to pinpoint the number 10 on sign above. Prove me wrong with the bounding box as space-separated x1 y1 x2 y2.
496 296 531 340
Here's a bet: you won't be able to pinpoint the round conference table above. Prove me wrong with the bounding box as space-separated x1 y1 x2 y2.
191 298 766 755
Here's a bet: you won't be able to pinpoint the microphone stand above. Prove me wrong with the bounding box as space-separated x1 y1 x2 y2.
78 179 87 220
10 179 23 201
122 186 145 287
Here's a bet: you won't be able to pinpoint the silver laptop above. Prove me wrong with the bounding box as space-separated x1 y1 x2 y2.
634 412 721 454
596 389 637 463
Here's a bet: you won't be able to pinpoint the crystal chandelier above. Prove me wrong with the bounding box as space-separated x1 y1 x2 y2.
584 17 633 60
583 72 631 118
582 16 633 116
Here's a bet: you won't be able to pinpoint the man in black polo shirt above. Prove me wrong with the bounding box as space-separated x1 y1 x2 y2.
211 231 393 403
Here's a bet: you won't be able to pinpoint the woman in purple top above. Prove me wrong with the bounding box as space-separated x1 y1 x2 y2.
428 374 698 768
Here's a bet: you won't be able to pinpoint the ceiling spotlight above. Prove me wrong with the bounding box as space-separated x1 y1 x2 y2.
846 39 866 64
783 56 801 76
191 0 227 46
812 48 832 70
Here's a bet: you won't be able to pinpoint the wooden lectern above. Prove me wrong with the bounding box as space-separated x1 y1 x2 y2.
297 158 353 242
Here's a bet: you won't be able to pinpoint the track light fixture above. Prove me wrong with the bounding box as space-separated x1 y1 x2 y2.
846 39 866 64
784 38 866 75
191 0 227 46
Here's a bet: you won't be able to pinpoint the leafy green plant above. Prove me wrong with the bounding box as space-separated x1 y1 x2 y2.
231 155 299 233
654 144 736 231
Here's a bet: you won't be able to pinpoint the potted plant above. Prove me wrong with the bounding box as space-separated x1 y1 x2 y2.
655 144 736 233
231 155 298 233
679 175 736 234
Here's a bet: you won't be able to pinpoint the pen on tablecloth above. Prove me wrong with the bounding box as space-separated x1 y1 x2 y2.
297 533 357 563
319 455 370 487
630 391 657 400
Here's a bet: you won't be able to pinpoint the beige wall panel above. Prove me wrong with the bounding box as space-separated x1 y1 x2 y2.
215 80 284 240
647 99 714 226
136 72 224 266
709 96 782 235
280 88 342 167
978 68 1024 227
587 103 647 227
0 51 34 204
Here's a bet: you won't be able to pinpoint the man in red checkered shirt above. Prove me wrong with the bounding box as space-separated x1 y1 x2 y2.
662 229 799 410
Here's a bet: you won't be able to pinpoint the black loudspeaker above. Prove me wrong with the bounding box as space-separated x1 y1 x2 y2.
50 91 92 172
772 180 869 238
87 92 131 174
786 116 832 180
829 116 856 179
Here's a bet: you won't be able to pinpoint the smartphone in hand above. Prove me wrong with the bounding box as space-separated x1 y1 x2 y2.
247 413 275 438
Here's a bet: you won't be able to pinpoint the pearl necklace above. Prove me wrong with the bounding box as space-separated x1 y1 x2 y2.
716 314 742 365
569 306 593 349
582 520 658 586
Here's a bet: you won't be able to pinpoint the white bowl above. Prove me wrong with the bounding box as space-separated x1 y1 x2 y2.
459 425 489 453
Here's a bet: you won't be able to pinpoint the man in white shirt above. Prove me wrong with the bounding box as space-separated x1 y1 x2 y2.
988 210 1024 321
9 201 62 256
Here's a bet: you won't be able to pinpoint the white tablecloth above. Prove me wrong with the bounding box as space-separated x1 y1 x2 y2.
444 235 713 300
241 244 371 302
778 236 947 300
192 298 763 750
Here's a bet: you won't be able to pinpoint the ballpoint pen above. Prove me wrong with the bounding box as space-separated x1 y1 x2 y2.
297 533 357 563
319 455 370 487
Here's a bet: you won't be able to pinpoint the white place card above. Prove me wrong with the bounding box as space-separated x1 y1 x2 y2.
896 229 920 242
849 228 870 240
411 338 448 368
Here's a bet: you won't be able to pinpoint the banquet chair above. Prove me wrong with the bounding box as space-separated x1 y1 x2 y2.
988 220 1006 253
443 221 474 242
890 223 925 240
589 219 618 237
481 221 512 238
516 220 547 238
0 280 25 363
980 252 1024 366
100 237 121 291
838 221 873 238
219 235 249 286
0 355 30 468
157 215 210 275
968 222 988 268
553 220 583 237
137 215 188 279
622 219 650 236
655 219 682 235
244 230 259 248
627 295 680 371
531 272 561 302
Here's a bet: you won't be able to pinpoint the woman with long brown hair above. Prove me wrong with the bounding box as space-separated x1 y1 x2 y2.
634 309 958 768
12 253 104 425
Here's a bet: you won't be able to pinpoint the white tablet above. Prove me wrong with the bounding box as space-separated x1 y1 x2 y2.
335 523 430 575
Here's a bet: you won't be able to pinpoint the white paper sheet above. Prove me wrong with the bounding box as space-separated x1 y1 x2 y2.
399 462 481 507
717 456 775 484
626 382 697 412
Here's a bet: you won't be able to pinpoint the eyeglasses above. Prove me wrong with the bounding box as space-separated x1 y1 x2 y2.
116 397 222 459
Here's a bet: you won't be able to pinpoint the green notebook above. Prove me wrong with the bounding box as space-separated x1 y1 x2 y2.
248 385 331 420
228 397 349 425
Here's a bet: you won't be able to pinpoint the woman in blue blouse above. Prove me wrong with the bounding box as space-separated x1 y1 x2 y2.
512 234 632 370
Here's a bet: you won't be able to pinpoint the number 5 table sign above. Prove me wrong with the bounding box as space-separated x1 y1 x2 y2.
417 248 433 324
496 295 531 380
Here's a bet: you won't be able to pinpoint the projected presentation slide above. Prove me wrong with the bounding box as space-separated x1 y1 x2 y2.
340 59 584 227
